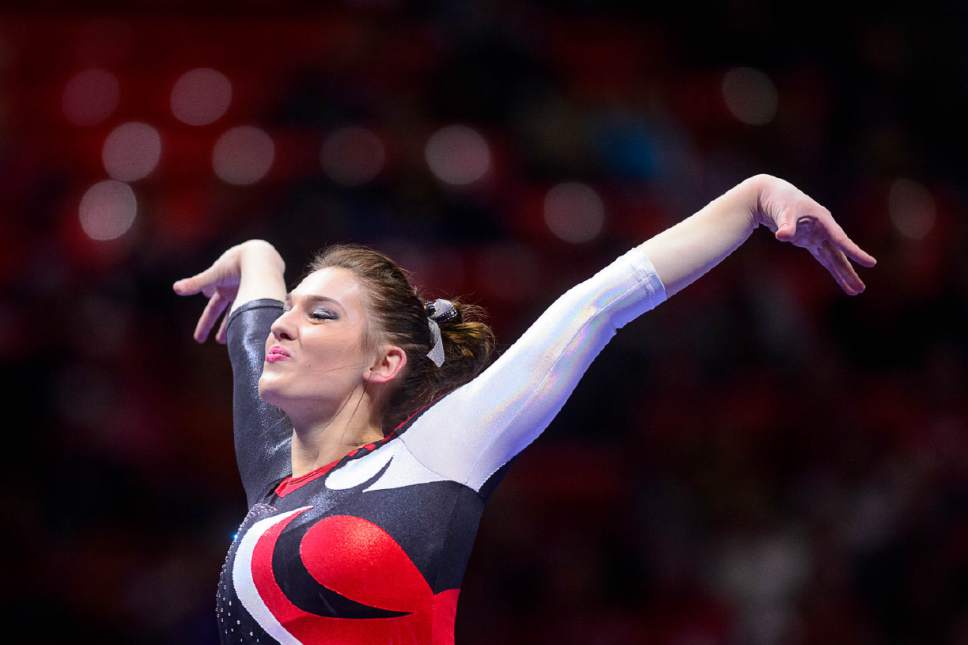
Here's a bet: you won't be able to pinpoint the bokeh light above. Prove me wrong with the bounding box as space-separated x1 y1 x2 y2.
102 122 162 182
170 68 233 126
212 126 275 185
62 68 120 126
9 13 966 645
425 125 490 186
722 67 778 126
321 126 385 186
79 180 137 241
889 178 935 240
543 182 606 244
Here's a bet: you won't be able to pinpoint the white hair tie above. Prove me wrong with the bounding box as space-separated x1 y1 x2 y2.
426 318 445 367
424 299 459 368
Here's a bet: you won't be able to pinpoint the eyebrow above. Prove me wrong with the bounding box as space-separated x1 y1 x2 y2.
284 293 345 311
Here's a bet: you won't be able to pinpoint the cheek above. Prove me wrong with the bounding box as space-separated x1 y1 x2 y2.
301 330 367 374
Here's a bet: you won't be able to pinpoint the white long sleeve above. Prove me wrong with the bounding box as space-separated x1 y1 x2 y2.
398 243 668 493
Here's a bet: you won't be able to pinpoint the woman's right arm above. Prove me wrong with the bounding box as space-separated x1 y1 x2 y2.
173 239 286 343
174 240 292 506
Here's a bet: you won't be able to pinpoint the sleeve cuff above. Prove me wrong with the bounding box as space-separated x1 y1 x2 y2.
624 245 668 307
225 298 284 335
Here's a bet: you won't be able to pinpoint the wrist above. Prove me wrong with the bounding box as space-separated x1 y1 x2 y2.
239 240 285 272
737 174 772 230
712 175 764 233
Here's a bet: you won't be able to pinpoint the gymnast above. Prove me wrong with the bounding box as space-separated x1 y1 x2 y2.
173 174 875 644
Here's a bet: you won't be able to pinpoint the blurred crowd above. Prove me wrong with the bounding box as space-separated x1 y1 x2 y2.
2 2 966 644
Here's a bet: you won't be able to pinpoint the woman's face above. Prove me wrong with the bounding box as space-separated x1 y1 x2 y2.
258 266 376 412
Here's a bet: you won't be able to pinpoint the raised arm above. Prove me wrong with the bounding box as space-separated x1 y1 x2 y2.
643 174 876 297
174 240 292 506
398 175 876 493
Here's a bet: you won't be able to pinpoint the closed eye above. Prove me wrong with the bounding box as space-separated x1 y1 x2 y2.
281 304 335 320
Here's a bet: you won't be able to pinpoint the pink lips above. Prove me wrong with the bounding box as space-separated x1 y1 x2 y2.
266 345 291 363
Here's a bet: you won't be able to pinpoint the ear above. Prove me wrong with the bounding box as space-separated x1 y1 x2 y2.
363 344 407 385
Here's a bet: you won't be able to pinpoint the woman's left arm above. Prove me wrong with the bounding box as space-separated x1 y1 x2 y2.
643 174 876 297
399 175 875 493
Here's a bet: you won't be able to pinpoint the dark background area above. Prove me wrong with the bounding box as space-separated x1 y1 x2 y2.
2 2 967 643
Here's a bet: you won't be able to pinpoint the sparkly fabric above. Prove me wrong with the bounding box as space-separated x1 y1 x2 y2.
226 299 292 508
216 243 667 643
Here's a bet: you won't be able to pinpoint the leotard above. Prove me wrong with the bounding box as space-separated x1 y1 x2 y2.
215 243 667 644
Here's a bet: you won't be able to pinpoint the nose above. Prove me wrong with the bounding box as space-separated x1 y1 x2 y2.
270 308 297 341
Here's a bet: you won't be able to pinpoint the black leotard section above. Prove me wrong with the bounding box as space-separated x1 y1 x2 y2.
225 298 290 507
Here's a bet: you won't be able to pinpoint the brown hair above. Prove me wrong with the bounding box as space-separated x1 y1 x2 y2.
308 243 496 432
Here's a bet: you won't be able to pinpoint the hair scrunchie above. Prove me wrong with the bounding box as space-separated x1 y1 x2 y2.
424 299 460 367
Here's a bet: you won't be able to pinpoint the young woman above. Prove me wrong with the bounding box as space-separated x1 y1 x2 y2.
174 174 875 644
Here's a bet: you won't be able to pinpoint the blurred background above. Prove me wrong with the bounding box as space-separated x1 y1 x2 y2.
4 2 967 643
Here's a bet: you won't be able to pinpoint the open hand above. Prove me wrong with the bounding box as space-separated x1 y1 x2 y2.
752 175 877 295
172 245 246 344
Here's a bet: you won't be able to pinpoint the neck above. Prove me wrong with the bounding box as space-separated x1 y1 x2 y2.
287 385 385 478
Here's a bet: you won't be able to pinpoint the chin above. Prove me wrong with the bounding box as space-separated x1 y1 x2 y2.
257 376 286 407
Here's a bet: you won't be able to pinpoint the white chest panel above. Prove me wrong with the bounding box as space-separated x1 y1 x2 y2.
324 440 448 493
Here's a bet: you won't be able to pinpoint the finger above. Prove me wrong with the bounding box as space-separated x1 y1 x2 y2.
774 207 798 241
811 244 854 295
173 267 218 297
824 241 866 294
832 230 877 268
194 291 230 343
810 212 877 268
818 243 863 295
775 221 797 241
214 303 234 345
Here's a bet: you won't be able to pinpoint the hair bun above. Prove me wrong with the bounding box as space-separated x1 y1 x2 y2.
425 298 461 324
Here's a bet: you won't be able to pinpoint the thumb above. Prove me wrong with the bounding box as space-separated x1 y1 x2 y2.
775 217 797 241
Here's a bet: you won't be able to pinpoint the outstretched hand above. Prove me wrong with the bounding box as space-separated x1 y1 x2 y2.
752 175 877 295
173 245 246 344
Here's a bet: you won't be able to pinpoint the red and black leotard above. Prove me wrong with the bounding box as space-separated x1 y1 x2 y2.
214 244 667 644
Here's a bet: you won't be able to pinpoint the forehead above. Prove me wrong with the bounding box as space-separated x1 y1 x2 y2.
291 266 366 309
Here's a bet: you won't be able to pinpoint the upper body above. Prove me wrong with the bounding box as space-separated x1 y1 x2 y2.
215 242 666 644
174 175 875 644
